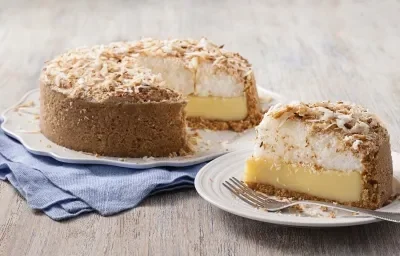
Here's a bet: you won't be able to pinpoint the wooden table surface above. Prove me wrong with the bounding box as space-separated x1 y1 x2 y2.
1 0 400 255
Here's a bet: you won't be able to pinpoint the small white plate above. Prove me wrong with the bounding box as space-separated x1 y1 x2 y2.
195 149 400 227
1 87 283 169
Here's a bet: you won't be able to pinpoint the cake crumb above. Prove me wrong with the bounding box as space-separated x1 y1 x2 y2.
14 101 35 111
329 212 336 218
118 158 126 162
142 156 155 161
169 152 178 158
189 136 199 146
46 144 52 148
292 204 304 213
320 206 329 212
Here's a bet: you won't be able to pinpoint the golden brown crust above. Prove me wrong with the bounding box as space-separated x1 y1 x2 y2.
245 182 377 209
186 73 263 132
359 137 393 208
40 82 192 157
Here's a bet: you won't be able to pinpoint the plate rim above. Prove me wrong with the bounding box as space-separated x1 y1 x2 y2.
192 148 400 227
1 87 283 169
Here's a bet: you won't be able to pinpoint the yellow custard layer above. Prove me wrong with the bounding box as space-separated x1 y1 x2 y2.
244 157 363 202
185 96 247 121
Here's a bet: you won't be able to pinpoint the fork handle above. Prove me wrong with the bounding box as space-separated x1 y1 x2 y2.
299 200 400 223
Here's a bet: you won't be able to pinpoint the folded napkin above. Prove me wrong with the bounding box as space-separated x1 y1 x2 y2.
0 120 205 221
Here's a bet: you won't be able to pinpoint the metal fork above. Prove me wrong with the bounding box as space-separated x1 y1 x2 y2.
223 177 400 223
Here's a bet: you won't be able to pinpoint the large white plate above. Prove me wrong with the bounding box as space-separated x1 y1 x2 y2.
195 149 400 227
1 87 283 169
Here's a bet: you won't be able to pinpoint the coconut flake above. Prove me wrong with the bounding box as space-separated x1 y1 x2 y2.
352 140 362 150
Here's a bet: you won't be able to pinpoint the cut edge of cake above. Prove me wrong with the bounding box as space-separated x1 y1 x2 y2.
186 73 263 132
111 38 263 131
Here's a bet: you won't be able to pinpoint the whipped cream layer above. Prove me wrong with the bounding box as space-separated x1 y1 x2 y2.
136 56 244 97
136 55 196 95
251 101 388 172
195 62 244 97
116 38 250 98
254 116 363 172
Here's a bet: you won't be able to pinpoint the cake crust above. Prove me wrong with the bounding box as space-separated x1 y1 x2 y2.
40 82 192 157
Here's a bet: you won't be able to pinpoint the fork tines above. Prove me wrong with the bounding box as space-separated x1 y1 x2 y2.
223 177 275 208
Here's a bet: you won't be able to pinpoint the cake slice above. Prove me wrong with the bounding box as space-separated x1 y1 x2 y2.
109 38 263 132
243 102 393 209
40 50 191 157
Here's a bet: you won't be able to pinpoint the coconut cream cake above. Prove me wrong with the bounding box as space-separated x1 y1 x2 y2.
243 102 393 209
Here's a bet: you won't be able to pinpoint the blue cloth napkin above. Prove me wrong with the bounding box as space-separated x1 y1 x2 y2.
0 121 205 221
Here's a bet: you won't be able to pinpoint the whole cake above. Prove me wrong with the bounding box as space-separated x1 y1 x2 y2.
40 38 262 157
243 101 393 209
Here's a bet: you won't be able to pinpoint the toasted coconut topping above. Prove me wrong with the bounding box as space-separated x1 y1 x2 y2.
41 38 253 102
265 101 389 152
267 101 380 134
112 38 252 80
41 44 183 102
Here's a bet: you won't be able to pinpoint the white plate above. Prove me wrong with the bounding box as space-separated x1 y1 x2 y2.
195 149 400 227
1 87 283 169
